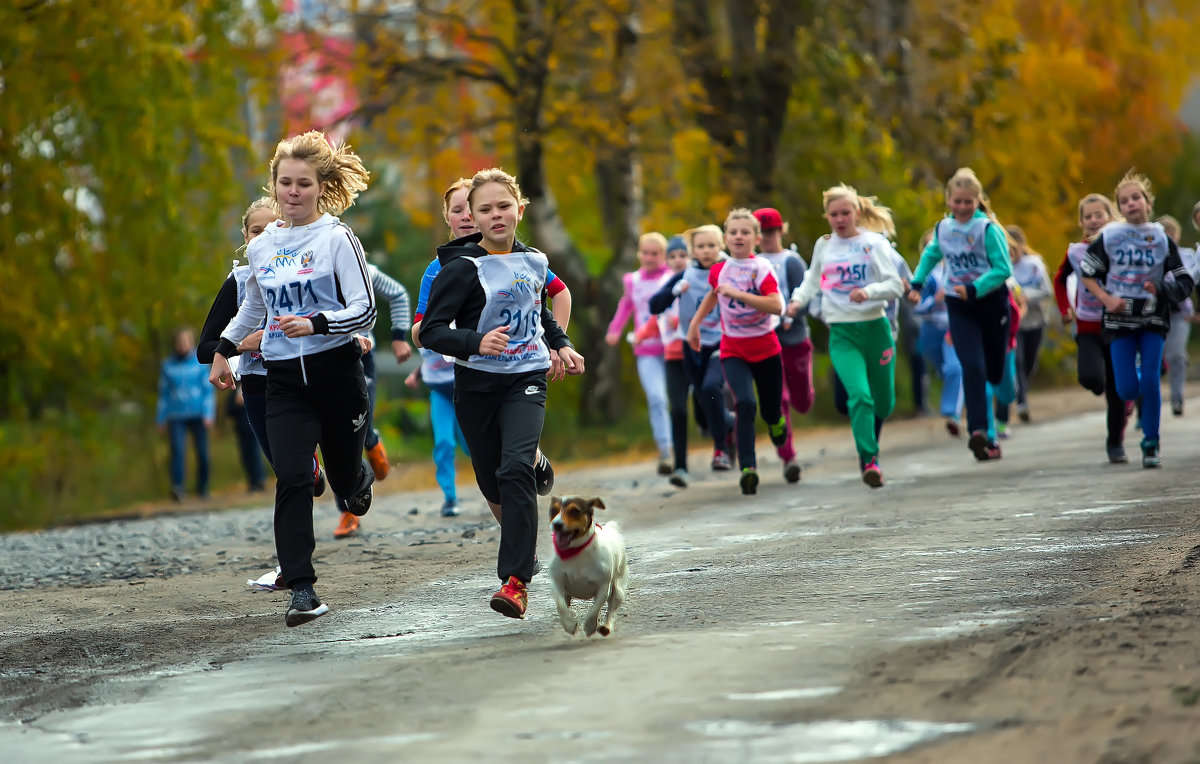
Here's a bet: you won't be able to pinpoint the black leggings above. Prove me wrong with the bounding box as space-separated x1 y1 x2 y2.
721 354 783 470
455 370 546 584
665 359 692 470
1076 331 1127 447
947 289 1011 435
266 344 374 587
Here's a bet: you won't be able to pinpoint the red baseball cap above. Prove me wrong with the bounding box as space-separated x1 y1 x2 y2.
753 207 784 231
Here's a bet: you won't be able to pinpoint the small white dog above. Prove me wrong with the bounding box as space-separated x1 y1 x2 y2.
547 495 628 637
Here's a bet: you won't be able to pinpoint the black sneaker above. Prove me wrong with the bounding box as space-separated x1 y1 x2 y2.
285 587 329 627
534 451 555 496
739 467 759 495
1141 439 1161 469
768 417 788 447
1106 444 1128 464
343 483 373 517
783 459 801 484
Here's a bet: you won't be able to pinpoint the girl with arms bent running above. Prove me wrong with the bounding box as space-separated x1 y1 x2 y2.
787 185 903 487
1079 171 1194 468
209 131 377 627
420 168 585 620
686 209 789 496
907 168 1012 462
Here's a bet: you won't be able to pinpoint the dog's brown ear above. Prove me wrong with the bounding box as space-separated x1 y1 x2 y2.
548 496 562 523
588 497 607 511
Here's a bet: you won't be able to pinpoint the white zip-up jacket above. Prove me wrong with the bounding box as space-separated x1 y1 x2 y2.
217 213 376 362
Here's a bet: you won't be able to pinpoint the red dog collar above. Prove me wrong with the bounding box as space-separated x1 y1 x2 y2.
553 524 601 560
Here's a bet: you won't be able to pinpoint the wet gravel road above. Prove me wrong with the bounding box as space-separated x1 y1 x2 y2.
3 396 1200 763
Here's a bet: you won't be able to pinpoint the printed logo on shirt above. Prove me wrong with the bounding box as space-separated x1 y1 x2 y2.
258 265 276 279
525 385 540 395
272 249 300 267
298 249 315 274
351 411 366 431
880 347 894 366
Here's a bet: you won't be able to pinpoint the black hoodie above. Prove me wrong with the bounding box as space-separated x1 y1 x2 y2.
420 233 572 390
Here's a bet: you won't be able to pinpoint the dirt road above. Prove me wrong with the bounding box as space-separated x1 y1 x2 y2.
2 388 1200 763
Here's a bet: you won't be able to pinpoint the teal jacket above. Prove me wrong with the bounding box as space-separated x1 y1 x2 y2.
912 210 1012 300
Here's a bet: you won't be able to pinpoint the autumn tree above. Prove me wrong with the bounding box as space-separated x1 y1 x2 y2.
0 0 269 419
672 0 813 200
342 0 657 422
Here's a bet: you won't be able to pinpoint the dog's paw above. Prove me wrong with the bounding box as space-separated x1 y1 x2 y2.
583 617 599 636
560 615 579 635
596 624 611 637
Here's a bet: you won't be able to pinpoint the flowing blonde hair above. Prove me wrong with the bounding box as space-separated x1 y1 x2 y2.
267 131 369 216
823 183 896 238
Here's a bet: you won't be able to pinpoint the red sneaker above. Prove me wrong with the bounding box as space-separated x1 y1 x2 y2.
490 576 528 619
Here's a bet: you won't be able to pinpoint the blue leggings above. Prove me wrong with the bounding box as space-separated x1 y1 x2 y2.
1110 330 1165 442
430 386 470 503
919 323 963 419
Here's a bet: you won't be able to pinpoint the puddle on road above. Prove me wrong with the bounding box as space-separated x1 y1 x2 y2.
725 687 841 701
241 732 443 759
686 718 974 762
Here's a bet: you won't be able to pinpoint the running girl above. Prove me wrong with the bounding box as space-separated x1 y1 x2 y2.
412 179 569 513
209 131 377 627
787 185 903 487
650 225 732 471
1079 171 1194 468
606 232 674 475
686 209 788 495
908 167 1012 462
635 235 692 486
420 168 585 619
1053 193 1128 462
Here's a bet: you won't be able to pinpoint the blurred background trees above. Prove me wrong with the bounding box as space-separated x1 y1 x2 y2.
4 0 1200 525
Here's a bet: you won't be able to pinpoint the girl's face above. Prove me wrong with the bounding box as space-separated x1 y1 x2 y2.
173 331 195 356
243 208 276 245
471 181 523 252
948 189 979 222
724 220 760 257
445 187 477 239
692 232 722 266
1079 201 1112 238
275 158 323 226
824 197 858 237
638 239 666 270
1163 225 1181 245
1116 184 1149 224
666 248 689 272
